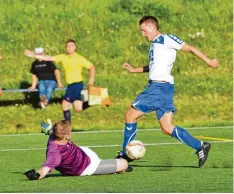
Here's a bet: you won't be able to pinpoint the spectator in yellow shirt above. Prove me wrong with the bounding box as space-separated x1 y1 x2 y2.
24 39 96 121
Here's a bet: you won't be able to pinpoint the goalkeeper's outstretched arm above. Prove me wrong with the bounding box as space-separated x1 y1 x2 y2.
37 166 51 179
24 166 50 180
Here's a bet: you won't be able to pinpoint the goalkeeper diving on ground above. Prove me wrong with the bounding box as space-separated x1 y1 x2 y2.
24 119 131 180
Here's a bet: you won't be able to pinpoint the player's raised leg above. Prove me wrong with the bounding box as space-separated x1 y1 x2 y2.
73 100 83 112
159 112 211 167
123 107 144 151
116 106 144 161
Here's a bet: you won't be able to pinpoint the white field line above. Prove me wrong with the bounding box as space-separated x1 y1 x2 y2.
0 140 232 152
0 126 233 137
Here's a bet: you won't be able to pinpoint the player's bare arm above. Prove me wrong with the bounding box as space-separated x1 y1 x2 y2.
123 63 149 73
88 65 95 86
180 43 219 68
0 55 2 60
24 49 55 61
54 69 64 88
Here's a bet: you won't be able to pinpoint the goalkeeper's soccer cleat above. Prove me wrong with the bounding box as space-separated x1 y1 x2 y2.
196 142 211 168
41 119 53 135
117 166 133 174
125 166 133 172
115 151 134 162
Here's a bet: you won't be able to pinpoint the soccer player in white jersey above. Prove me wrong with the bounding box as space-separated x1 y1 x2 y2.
116 16 219 167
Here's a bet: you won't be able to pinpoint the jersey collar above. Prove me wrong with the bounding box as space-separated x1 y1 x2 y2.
152 34 164 44
68 52 78 58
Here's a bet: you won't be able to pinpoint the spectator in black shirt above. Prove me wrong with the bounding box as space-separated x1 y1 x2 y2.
29 48 63 109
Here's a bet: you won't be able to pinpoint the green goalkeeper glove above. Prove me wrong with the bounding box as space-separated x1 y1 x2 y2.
41 119 53 135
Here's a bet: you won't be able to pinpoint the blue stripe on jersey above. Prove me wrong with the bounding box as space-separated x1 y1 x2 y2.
153 35 164 44
166 34 183 45
149 49 154 61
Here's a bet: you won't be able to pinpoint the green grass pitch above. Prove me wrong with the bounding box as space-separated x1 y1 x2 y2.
0 126 233 193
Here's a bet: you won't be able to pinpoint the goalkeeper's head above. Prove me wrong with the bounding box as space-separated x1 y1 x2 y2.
53 120 72 141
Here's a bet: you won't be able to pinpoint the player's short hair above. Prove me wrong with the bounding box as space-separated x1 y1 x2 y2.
53 120 71 140
139 16 159 30
66 39 76 45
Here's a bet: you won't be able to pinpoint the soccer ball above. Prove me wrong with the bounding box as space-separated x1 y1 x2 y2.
126 140 146 160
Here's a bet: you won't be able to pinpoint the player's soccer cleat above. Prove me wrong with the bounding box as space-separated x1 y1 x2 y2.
41 119 53 135
115 151 134 162
196 142 211 168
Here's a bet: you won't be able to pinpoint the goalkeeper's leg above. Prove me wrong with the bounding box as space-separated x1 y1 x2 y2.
93 159 129 175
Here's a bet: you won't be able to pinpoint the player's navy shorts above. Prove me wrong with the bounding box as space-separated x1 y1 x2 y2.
132 81 176 120
63 82 83 103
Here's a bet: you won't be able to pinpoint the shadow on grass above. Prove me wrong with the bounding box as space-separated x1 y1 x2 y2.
45 174 65 178
131 164 233 169
130 164 197 169
12 171 25 174
12 171 66 179
72 129 91 132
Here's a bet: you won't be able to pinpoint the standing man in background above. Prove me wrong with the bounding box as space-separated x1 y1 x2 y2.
24 39 95 121
28 47 63 109
116 16 219 167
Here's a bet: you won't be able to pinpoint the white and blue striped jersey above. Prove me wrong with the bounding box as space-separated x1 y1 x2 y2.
148 34 185 84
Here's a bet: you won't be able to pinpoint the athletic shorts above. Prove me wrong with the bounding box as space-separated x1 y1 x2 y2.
132 81 176 120
80 147 101 176
63 82 83 103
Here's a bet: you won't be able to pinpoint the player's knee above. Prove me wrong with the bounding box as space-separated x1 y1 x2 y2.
125 111 134 122
161 129 171 135
62 105 69 111
123 159 128 170
124 113 129 121
74 108 83 113
116 159 128 172
161 126 174 135
62 100 72 110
